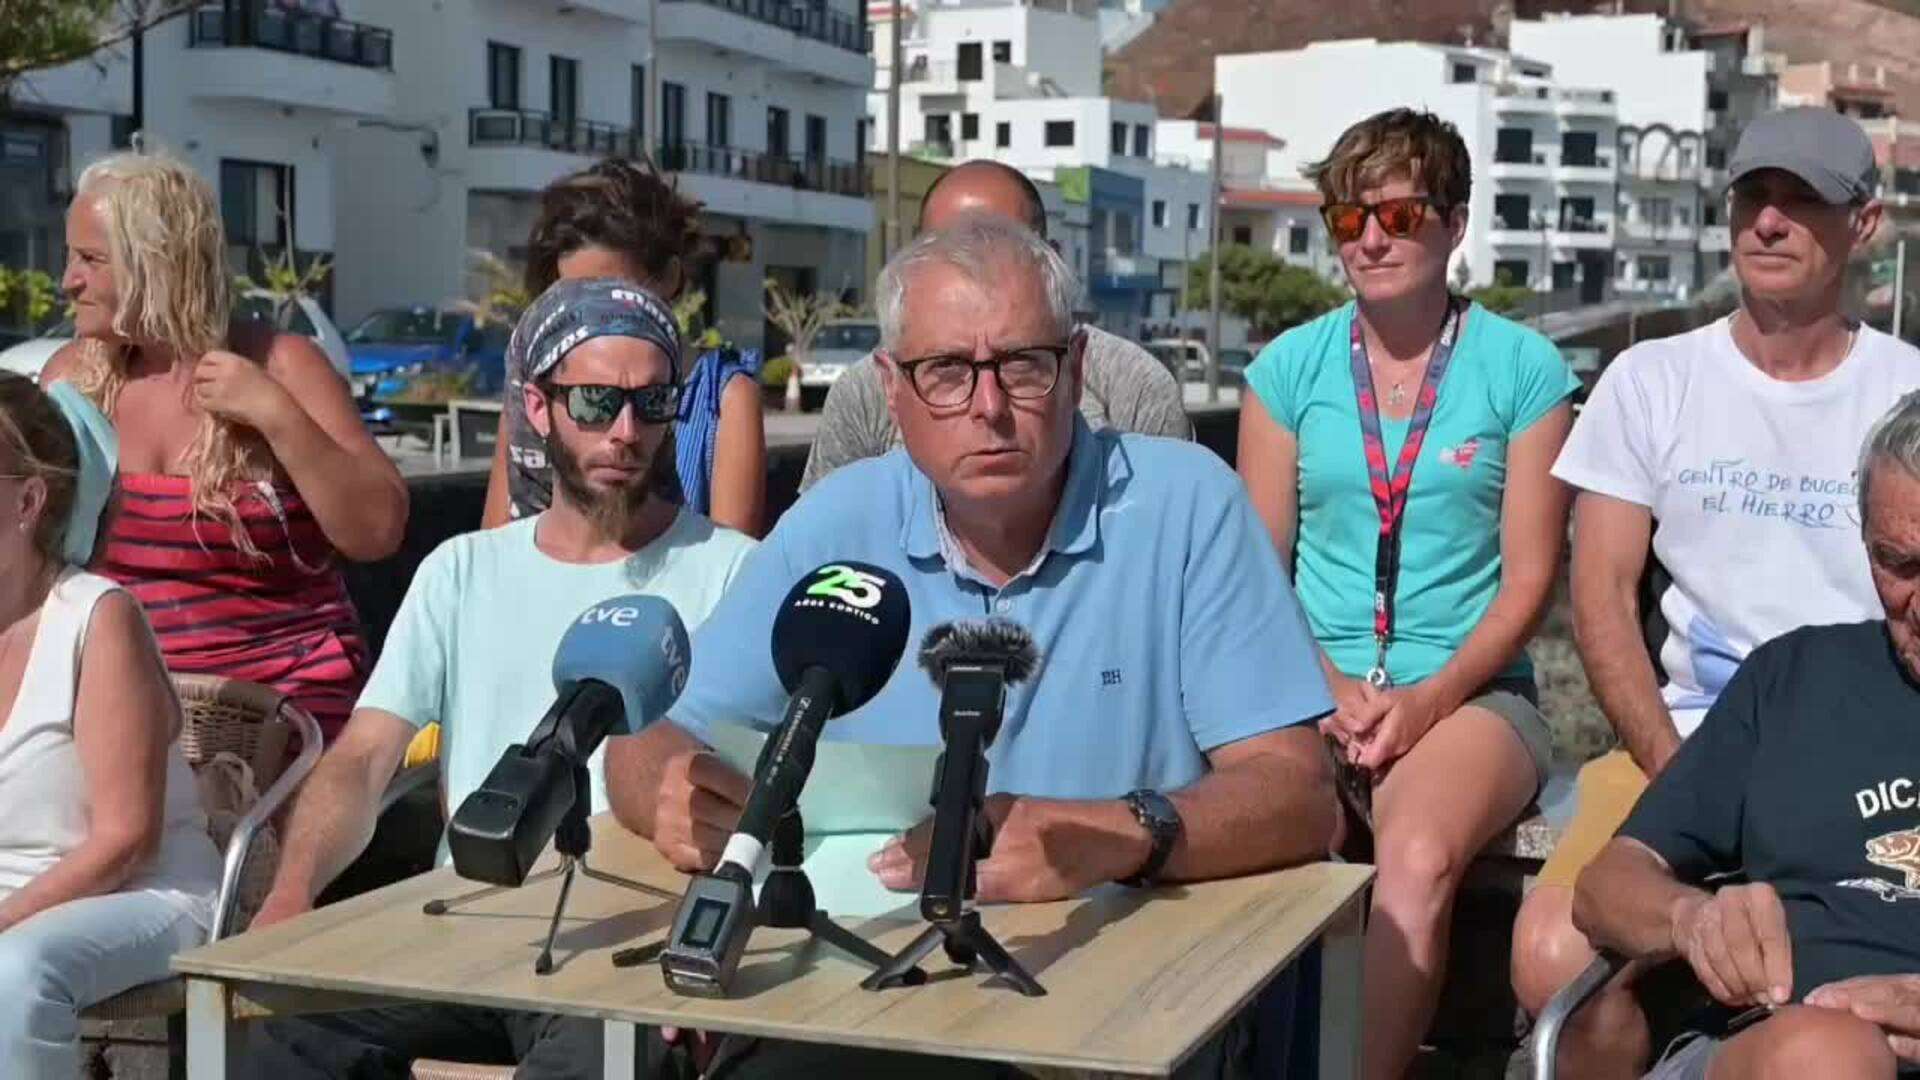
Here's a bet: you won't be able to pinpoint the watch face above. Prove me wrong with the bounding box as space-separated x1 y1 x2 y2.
1132 790 1180 834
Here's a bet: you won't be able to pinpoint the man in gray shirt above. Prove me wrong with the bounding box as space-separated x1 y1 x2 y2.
801 159 1191 490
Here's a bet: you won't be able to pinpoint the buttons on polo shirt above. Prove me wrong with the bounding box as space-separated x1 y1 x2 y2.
994 598 1012 614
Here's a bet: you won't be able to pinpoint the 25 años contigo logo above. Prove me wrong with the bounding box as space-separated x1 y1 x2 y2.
804 564 887 609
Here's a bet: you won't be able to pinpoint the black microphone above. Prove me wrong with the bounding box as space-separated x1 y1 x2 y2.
916 620 1041 921
715 561 911 877
447 595 690 887
661 561 910 996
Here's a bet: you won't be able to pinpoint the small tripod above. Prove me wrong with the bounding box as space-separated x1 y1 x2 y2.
613 805 916 980
864 757 1044 991
758 807 914 977
861 806 1044 996
425 761 672 975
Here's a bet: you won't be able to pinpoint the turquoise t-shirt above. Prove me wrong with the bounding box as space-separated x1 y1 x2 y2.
356 512 758 863
1246 301 1578 686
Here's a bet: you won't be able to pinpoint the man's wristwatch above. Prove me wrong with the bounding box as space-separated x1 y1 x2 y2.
1119 789 1183 887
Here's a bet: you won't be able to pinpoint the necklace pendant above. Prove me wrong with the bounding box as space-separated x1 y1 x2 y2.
1388 383 1407 407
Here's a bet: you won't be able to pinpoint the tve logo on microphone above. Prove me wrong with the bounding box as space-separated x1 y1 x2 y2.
578 601 647 628
661 621 689 695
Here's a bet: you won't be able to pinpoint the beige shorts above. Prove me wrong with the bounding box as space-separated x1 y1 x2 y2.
1537 749 1649 888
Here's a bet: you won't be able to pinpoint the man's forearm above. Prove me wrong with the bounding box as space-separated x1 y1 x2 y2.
1166 738 1336 881
1573 575 1681 776
1573 839 1705 961
268 750 390 903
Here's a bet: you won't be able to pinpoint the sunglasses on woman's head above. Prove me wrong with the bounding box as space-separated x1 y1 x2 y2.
1321 196 1445 244
547 382 681 427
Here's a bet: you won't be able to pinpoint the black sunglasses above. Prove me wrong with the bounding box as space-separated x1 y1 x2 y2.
545 382 681 426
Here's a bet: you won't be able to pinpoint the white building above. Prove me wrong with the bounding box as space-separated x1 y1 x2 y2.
1511 13 1779 299
1218 39 1620 308
869 0 1212 337
1156 119 1339 284
6 0 874 352
337 0 873 349
5 1 398 317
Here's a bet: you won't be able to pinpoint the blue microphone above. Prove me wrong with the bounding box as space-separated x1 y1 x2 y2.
448 595 689 886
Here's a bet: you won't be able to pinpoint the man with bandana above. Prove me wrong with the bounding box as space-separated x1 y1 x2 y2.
241 279 758 1078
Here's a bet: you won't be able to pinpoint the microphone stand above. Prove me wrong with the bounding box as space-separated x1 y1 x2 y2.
758 805 906 973
622 739 918 981
863 707 1044 996
425 759 673 975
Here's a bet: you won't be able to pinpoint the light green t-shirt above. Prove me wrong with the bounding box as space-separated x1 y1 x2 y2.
1246 301 1578 686
358 512 756 858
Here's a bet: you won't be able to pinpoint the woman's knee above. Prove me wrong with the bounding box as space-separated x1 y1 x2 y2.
1372 821 1468 904
1511 886 1597 1012
0 930 73 1040
1721 1006 1897 1080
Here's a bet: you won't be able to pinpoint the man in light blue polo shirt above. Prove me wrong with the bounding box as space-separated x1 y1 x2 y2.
608 212 1335 1078
610 215 1334 906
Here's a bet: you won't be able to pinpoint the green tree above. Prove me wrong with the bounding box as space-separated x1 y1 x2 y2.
1465 268 1534 318
1186 246 1347 338
1 2 197 107
0 266 59 332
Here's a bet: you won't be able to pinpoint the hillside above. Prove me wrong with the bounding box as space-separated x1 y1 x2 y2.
1107 0 1920 121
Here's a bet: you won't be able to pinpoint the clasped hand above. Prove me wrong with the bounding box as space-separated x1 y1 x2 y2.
1318 675 1445 772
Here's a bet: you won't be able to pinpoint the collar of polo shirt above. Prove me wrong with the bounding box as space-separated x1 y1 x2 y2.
900 414 1110 585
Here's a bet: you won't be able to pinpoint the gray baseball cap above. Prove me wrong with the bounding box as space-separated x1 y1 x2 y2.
1728 107 1878 204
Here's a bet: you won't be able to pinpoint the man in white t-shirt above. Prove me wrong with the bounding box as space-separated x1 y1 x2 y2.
1510 107 1920 1079
237 280 756 1078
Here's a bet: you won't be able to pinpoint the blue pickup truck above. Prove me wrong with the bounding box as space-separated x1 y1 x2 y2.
347 307 511 412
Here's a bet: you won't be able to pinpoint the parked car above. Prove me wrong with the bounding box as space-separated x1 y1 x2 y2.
1145 339 1252 388
0 290 351 380
804 319 880 389
346 306 510 406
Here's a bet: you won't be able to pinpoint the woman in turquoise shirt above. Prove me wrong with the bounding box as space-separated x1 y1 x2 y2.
1240 109 1579 1080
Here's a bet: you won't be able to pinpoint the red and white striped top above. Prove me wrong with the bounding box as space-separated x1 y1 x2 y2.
95 473 369 742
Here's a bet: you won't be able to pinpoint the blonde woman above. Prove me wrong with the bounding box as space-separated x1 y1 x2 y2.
43 151 406 742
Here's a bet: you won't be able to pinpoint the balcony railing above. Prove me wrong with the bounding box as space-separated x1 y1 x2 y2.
1494 151 1548 165
658 141 870 198
1561 153 1613 169
469 108 639 157
663 0 865 54
188 1 393 70
1555 217 1608 233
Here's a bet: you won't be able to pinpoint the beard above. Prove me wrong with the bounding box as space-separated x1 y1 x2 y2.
546 426 680 538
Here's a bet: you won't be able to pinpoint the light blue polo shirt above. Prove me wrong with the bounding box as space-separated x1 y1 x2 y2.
669 419 1334 800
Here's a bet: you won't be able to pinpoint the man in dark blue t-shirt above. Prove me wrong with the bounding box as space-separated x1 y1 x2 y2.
1573 390 1920 1079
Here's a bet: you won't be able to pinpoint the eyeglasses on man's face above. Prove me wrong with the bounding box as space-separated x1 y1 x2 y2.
893 344 1070 408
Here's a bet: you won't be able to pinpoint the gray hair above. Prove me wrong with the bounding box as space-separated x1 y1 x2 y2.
875 216 1080 353
1858 390 1920 522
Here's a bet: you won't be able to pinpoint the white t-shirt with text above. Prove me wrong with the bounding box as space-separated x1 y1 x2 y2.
1554 317 1920 737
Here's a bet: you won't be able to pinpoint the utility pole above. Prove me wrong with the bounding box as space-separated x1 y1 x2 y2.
648 0 660 160
1206 93 1224 404
886 0 904 262
1897 232 1909 341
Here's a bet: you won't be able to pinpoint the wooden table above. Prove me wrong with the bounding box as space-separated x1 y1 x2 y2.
175 817 1372 1078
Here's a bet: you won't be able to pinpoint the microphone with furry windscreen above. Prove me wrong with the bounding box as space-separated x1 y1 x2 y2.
915 620 1039 920
863 618 1049 996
